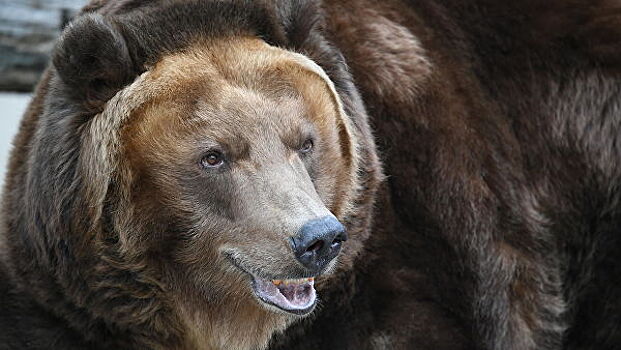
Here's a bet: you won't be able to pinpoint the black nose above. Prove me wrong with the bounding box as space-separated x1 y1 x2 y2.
291 216 347 273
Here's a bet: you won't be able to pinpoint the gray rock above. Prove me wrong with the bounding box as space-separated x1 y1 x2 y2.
0 0 85 91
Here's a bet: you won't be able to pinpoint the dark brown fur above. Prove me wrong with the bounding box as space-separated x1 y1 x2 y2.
2 0 621 349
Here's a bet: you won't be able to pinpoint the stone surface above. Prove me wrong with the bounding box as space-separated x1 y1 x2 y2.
0 0 85 92
0 92 30 180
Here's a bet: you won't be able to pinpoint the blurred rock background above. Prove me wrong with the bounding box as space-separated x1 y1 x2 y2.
0 0 85 92
0 0 86 179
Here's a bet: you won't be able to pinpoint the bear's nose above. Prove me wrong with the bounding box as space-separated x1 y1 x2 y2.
291 216 347 273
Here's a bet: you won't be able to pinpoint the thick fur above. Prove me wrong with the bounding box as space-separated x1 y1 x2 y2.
1 0 621 349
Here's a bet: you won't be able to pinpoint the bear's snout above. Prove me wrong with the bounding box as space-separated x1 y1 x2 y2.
290 216 347 274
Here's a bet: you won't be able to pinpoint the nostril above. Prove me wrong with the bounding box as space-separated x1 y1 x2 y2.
306 240 324 253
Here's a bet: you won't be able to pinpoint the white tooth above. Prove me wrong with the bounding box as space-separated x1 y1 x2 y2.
278 278 311 285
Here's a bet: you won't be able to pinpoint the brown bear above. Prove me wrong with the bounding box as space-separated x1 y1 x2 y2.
1 0 621 349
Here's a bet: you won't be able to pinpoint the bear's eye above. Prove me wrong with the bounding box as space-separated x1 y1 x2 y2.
200 151 224 168
299 139 314 154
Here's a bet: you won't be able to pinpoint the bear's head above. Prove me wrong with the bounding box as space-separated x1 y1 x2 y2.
101 37 358 347
111 36 360 312
10 2 380 348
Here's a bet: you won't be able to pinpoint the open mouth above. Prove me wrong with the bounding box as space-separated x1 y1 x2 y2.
224 253 318 316
251 277 317 316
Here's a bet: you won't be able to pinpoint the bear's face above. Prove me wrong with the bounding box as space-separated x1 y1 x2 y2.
117 38 358 321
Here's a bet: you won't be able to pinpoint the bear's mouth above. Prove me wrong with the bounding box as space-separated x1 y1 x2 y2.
251 277 317 315
224 253 318 316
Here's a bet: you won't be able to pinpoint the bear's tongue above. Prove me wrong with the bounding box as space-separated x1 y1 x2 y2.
252 277 316 314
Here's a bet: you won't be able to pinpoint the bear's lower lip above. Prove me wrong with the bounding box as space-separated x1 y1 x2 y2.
222 252 318 315
251 277 317 316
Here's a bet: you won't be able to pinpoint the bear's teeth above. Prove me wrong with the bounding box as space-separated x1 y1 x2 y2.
271 278 314 286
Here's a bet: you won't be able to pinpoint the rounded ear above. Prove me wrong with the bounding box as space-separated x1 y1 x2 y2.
53 14 135 110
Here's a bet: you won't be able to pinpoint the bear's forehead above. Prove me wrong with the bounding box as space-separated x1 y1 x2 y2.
143 37 304 95
133 84 310 141
118 36 340 158
125 37 337 131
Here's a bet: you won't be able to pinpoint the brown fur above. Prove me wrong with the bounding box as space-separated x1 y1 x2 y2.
2 0 621 350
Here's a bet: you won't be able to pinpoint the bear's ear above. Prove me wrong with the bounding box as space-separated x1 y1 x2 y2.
52 14 135 110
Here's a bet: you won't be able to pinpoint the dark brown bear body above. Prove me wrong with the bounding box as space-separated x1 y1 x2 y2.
1 0 621 349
